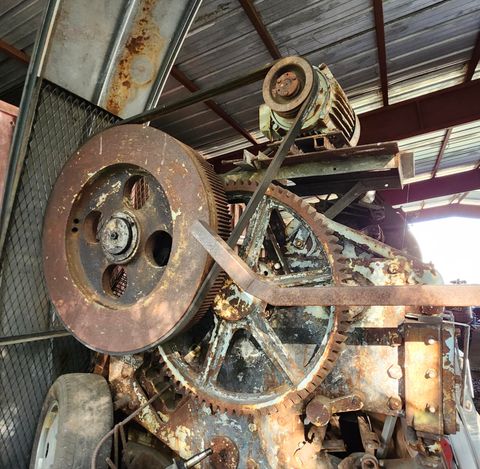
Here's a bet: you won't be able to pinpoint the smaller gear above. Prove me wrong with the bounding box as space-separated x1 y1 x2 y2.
160 182 353 414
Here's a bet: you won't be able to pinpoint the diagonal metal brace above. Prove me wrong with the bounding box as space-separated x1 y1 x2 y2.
191 220 480 307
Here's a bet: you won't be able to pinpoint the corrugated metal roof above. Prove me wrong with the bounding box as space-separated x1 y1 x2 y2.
0 0 45 97
0 0 479 181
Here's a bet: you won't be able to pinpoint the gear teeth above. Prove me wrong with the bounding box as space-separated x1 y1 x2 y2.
162 180 356 416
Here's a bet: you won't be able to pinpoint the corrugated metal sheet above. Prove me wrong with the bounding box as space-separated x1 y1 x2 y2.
0 0 479 176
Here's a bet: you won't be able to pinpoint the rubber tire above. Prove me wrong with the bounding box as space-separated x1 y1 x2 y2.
29 373 113 469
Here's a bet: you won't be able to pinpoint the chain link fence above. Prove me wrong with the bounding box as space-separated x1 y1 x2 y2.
0 81 117 468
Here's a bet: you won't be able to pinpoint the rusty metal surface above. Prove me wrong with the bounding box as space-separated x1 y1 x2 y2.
0 100 17 210
97 179 464 467
404 322 443 435
43 124 230 353
160 182 353 415
42 0 200 118
262 56 315 116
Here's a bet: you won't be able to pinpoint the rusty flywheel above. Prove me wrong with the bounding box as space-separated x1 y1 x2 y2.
160 181 353 414
43 125 230 354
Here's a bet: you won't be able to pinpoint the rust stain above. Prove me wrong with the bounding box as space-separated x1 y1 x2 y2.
106 0 167 116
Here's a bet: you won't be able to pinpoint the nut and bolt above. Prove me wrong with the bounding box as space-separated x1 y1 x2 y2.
425 336 436 345
425 369 437 379
248 423 257 432
387 364 403 380
426 404 436 414
294 239 304 248
387 263 399 274
388 396 402 411
274 71 300 98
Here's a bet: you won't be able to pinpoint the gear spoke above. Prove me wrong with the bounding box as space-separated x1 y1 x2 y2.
200 319 235 385
246 310 303 385
240 198 272 267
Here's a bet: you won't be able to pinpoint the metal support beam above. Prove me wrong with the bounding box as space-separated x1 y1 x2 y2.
431 127 452 177
122 61 274 125
358 79 480 145
324 182 366 219
191 219 480 306
372 0 389 106
0 329 71 346
465 31 480 82
379 169 480 206
238 0 282 60
171 65 257 145
406 204 480 222
0 39 29 65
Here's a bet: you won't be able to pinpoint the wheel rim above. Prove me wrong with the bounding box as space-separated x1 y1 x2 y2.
33 400 59 469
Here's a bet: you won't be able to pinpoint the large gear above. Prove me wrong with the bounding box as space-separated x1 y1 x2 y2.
159 181 353 415
43 125 230 354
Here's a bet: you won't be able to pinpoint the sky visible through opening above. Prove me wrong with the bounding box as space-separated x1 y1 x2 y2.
409 217 480 284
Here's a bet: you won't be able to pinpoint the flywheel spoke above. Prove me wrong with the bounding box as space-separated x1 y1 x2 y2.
200 319 235 385
239 198 272 267
246 310 303 385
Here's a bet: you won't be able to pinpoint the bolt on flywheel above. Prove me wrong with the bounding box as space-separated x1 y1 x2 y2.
43 125 230 354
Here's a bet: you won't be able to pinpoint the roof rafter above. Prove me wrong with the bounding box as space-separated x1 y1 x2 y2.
170 65 258 145
465 30 480 82
406 204 480 222
238 0 282 60
372 0 389 106
0 39 29 65
431 127 452 178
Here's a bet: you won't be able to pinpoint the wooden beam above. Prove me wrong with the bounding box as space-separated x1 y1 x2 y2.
238 0 282 60
465 30 480 82
372 0 389 106
170 65 258 145
0 39 29 65
431 127 452 177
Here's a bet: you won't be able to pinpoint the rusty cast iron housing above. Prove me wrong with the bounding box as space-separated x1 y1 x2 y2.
259 56 360 147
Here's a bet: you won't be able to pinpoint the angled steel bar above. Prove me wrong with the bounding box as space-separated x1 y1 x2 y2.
431 127 452 177
121 61 275 125
191 220 480 307
239 0 282 60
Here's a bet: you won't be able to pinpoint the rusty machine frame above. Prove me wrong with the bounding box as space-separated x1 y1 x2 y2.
41 55 480 468
4 2 480 467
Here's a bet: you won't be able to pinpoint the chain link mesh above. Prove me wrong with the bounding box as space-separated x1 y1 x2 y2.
0 81 117 468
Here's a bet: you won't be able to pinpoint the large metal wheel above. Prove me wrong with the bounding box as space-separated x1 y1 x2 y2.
160 182 353 414
43 125 230 353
